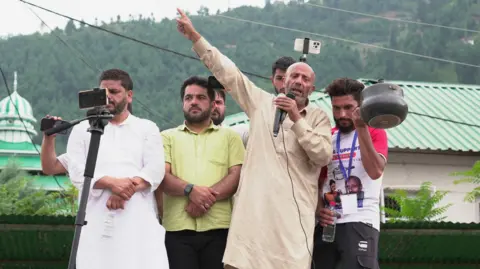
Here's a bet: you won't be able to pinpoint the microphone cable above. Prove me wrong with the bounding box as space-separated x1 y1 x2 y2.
280 124 316 269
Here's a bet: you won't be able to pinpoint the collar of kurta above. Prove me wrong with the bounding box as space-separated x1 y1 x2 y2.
177 120 219 134
298 99 312 116
110 113 136 126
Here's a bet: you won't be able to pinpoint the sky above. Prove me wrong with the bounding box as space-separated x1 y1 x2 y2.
0 0 265 37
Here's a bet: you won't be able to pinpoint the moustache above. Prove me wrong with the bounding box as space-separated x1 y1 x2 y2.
335 118 354 123
189 106 201 112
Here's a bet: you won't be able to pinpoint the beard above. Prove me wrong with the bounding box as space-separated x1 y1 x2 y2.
211 109 224 125
108 97 128 115
334 117 355 133
184 105 212 124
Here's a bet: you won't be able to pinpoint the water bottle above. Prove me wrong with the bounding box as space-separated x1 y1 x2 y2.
322 201 337 243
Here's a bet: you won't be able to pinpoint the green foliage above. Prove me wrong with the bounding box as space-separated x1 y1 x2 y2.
452 160 480 202
383 181 452 222
0 161 77 216
0 0 479 155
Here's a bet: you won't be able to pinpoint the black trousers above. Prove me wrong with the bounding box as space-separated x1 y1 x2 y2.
165 229 229 269
312 222 380 269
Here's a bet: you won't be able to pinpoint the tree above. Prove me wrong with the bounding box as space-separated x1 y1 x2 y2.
452 161 480 202
0 161 78 216
383 181 452 222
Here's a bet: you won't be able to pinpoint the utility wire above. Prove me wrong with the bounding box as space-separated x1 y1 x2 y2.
19 0 271 81
0 66 67 192
304 2 480 34
214 14 480 69
18 0 480 128
25 5 178 127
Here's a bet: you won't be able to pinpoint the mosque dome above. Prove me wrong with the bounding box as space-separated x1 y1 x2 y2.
0 72 37 143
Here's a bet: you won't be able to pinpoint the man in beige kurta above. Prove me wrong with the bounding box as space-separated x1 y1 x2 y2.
176 8 333 269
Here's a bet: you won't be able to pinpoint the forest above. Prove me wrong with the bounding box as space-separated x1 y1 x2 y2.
0 0 479 153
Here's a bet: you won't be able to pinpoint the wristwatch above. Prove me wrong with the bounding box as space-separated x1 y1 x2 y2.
184 183 194 197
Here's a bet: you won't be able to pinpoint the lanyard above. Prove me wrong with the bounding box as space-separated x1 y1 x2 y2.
336 131 358 180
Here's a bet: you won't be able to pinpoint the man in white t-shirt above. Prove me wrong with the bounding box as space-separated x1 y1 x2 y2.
313 78 388 269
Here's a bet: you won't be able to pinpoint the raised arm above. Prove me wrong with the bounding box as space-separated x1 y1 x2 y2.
292 109 333 167
176 8 270 117
41 135 68 175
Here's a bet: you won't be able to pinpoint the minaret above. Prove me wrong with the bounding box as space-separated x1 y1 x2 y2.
13 71 17 92
0 71 38 143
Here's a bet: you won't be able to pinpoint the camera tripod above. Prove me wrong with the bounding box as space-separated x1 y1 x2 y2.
46 108 113 269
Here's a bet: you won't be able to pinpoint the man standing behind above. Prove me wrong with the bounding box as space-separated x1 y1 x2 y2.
215 56 297 147
211 89 249 146
65 69 169 269
271 56 297 95
313 78 388 269
176 9 332 269
160 76 245 269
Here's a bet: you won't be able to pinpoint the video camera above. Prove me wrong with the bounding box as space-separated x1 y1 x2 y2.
40 87 111 135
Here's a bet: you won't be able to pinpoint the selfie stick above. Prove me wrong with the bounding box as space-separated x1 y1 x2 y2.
45 107 113 269
299 37 310 63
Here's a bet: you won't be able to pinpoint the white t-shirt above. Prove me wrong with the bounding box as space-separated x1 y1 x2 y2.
321 127 388 231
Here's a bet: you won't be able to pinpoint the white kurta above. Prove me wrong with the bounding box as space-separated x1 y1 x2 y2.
66 114 169 269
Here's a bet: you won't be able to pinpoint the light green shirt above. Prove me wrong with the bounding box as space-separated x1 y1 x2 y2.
161 122 245 232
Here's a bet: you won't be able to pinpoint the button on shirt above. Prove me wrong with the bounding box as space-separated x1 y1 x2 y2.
65 113 169 269
66 114 165 212
161 122 245 232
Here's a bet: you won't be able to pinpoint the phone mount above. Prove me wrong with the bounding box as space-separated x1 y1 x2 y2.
64 107 113 269
299 37 311 63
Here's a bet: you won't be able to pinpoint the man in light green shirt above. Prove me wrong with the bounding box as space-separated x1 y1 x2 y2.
160 76 245 269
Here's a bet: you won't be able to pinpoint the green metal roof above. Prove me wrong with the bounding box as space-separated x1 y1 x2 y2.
0 140 40 153
223 78 480 153
0 155 41 170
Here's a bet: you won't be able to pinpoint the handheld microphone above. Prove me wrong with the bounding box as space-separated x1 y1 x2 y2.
273 92 296 137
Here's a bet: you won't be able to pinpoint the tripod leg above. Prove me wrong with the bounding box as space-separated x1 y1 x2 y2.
67 130 103 269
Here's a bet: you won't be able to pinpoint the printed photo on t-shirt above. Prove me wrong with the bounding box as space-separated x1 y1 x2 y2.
324 141 365 210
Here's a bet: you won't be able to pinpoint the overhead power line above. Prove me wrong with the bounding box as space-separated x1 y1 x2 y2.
214 14 480 69
17 0 480 128
19 0 271 81
304 2 480 34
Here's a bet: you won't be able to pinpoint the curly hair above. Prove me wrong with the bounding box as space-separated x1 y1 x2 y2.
324 77 365 103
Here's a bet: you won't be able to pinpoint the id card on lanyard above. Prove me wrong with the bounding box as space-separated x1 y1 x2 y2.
336 130 358 215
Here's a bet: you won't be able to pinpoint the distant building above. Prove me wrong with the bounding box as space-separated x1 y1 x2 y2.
223 78 480 223
0 72 69 191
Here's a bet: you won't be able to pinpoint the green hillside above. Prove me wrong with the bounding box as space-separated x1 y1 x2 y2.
1 0 479 153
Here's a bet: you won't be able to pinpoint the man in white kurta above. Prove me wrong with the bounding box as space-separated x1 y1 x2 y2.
176 9 333 269
66 69 169 269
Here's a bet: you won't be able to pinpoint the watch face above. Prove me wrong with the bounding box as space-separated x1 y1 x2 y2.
184 184 193 196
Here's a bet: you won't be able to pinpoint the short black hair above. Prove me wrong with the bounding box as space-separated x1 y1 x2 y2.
180 76 215 101
99 69 133 113
99 69 133 91
272 56 296 75
325 78 365 103
214 89 226 102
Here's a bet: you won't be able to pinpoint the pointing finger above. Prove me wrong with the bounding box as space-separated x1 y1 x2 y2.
177 8 186 18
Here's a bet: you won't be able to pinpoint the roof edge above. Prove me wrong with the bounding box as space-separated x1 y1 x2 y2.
389 148 480 156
